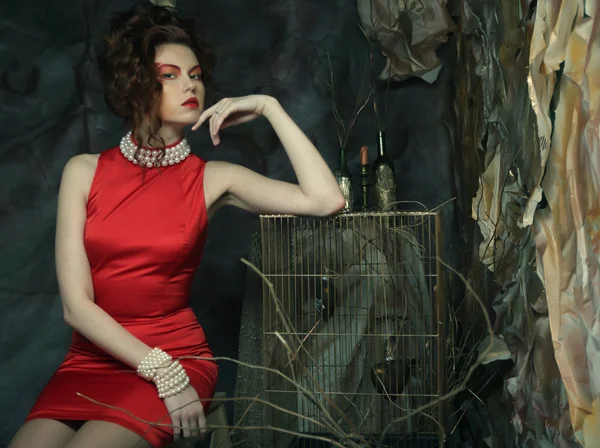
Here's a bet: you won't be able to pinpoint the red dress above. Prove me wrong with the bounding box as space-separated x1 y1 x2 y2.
25 143 218 447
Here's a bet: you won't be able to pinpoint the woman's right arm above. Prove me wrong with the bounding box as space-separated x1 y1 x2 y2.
56 155 153 369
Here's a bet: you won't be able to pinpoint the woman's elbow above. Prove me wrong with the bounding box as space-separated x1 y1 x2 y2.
62 299 90 327
63 305 77 327
318 192 346 216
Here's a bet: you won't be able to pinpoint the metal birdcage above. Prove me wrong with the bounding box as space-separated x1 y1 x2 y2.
258 211 446 448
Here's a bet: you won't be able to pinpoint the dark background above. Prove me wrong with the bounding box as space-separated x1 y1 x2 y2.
0 0 462 444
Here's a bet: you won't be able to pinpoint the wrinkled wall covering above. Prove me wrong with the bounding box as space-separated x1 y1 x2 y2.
457 0 599 446
442 0 571 445
456 0 559 446
530 1 600 446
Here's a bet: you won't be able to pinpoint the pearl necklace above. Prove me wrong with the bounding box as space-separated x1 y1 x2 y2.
119 131 191 168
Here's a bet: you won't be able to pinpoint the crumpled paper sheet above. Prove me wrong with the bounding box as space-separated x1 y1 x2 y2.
357 0 456 83
149 0 177 8
471 151 524 286
458 0 579 445
530 1 600 446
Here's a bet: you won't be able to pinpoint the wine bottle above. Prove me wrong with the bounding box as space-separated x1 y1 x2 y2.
333 146 353 213
359 145 370 211
372 131 396 211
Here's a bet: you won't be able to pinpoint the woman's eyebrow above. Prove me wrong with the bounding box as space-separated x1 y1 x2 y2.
154 63 201 72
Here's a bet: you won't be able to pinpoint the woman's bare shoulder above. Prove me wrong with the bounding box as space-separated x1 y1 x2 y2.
60 153 101 199
62 153 99 176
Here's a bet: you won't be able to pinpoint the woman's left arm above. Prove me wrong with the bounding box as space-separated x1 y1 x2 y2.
196 95 346 217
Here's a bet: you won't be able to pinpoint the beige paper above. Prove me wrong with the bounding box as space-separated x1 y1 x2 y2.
531 1 600 445
357 0 456 82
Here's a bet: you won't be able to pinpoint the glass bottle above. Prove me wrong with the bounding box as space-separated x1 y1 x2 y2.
359 145 370 211
333 146 353 213
372 131 396 211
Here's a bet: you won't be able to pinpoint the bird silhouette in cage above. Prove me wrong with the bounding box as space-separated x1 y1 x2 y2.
370 323 421 401
295 274 336 331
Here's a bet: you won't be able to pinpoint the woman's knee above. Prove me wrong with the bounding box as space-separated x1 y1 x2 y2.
8 419 77 448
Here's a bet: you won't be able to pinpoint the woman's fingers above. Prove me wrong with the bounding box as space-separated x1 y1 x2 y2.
209 113 219 145
211 103 236 145
172 416 182 441
198 408 207 437
209 110 221 145
191 418 200 438
193 102 219 130
193 101 220 131
173 407 205 440
183 417 193 439
214 105 233 137
192 109 208 131
193 97 245 143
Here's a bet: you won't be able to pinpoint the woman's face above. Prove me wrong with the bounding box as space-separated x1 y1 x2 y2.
154 43 205 127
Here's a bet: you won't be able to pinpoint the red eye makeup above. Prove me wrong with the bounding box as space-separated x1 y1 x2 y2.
154 63 202 78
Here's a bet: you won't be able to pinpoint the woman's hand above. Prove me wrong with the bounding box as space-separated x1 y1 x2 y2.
191 95 274 145
162 384 207 441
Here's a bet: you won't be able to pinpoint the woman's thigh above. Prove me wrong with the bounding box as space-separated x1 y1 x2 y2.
8 418 78 448
65 420 153 448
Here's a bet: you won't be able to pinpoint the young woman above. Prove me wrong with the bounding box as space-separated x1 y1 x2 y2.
8 3 344 448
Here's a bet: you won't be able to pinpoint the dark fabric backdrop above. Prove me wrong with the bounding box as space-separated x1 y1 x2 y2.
0 0 462 444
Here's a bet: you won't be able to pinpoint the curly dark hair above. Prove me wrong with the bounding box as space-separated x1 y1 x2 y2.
97 2 214 156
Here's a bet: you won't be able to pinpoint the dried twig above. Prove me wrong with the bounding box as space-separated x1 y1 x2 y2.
377 257 495 444
74 210 497 448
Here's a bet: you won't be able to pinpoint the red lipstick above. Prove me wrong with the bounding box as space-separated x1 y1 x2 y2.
182 97 199 108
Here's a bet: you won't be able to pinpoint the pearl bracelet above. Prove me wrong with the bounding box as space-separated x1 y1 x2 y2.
154 360 190 399
137 347 173 381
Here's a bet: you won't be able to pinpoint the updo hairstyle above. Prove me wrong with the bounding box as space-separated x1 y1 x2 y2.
97 2 214 157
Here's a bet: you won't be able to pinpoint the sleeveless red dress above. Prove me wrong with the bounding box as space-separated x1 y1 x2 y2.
25 143 218 447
